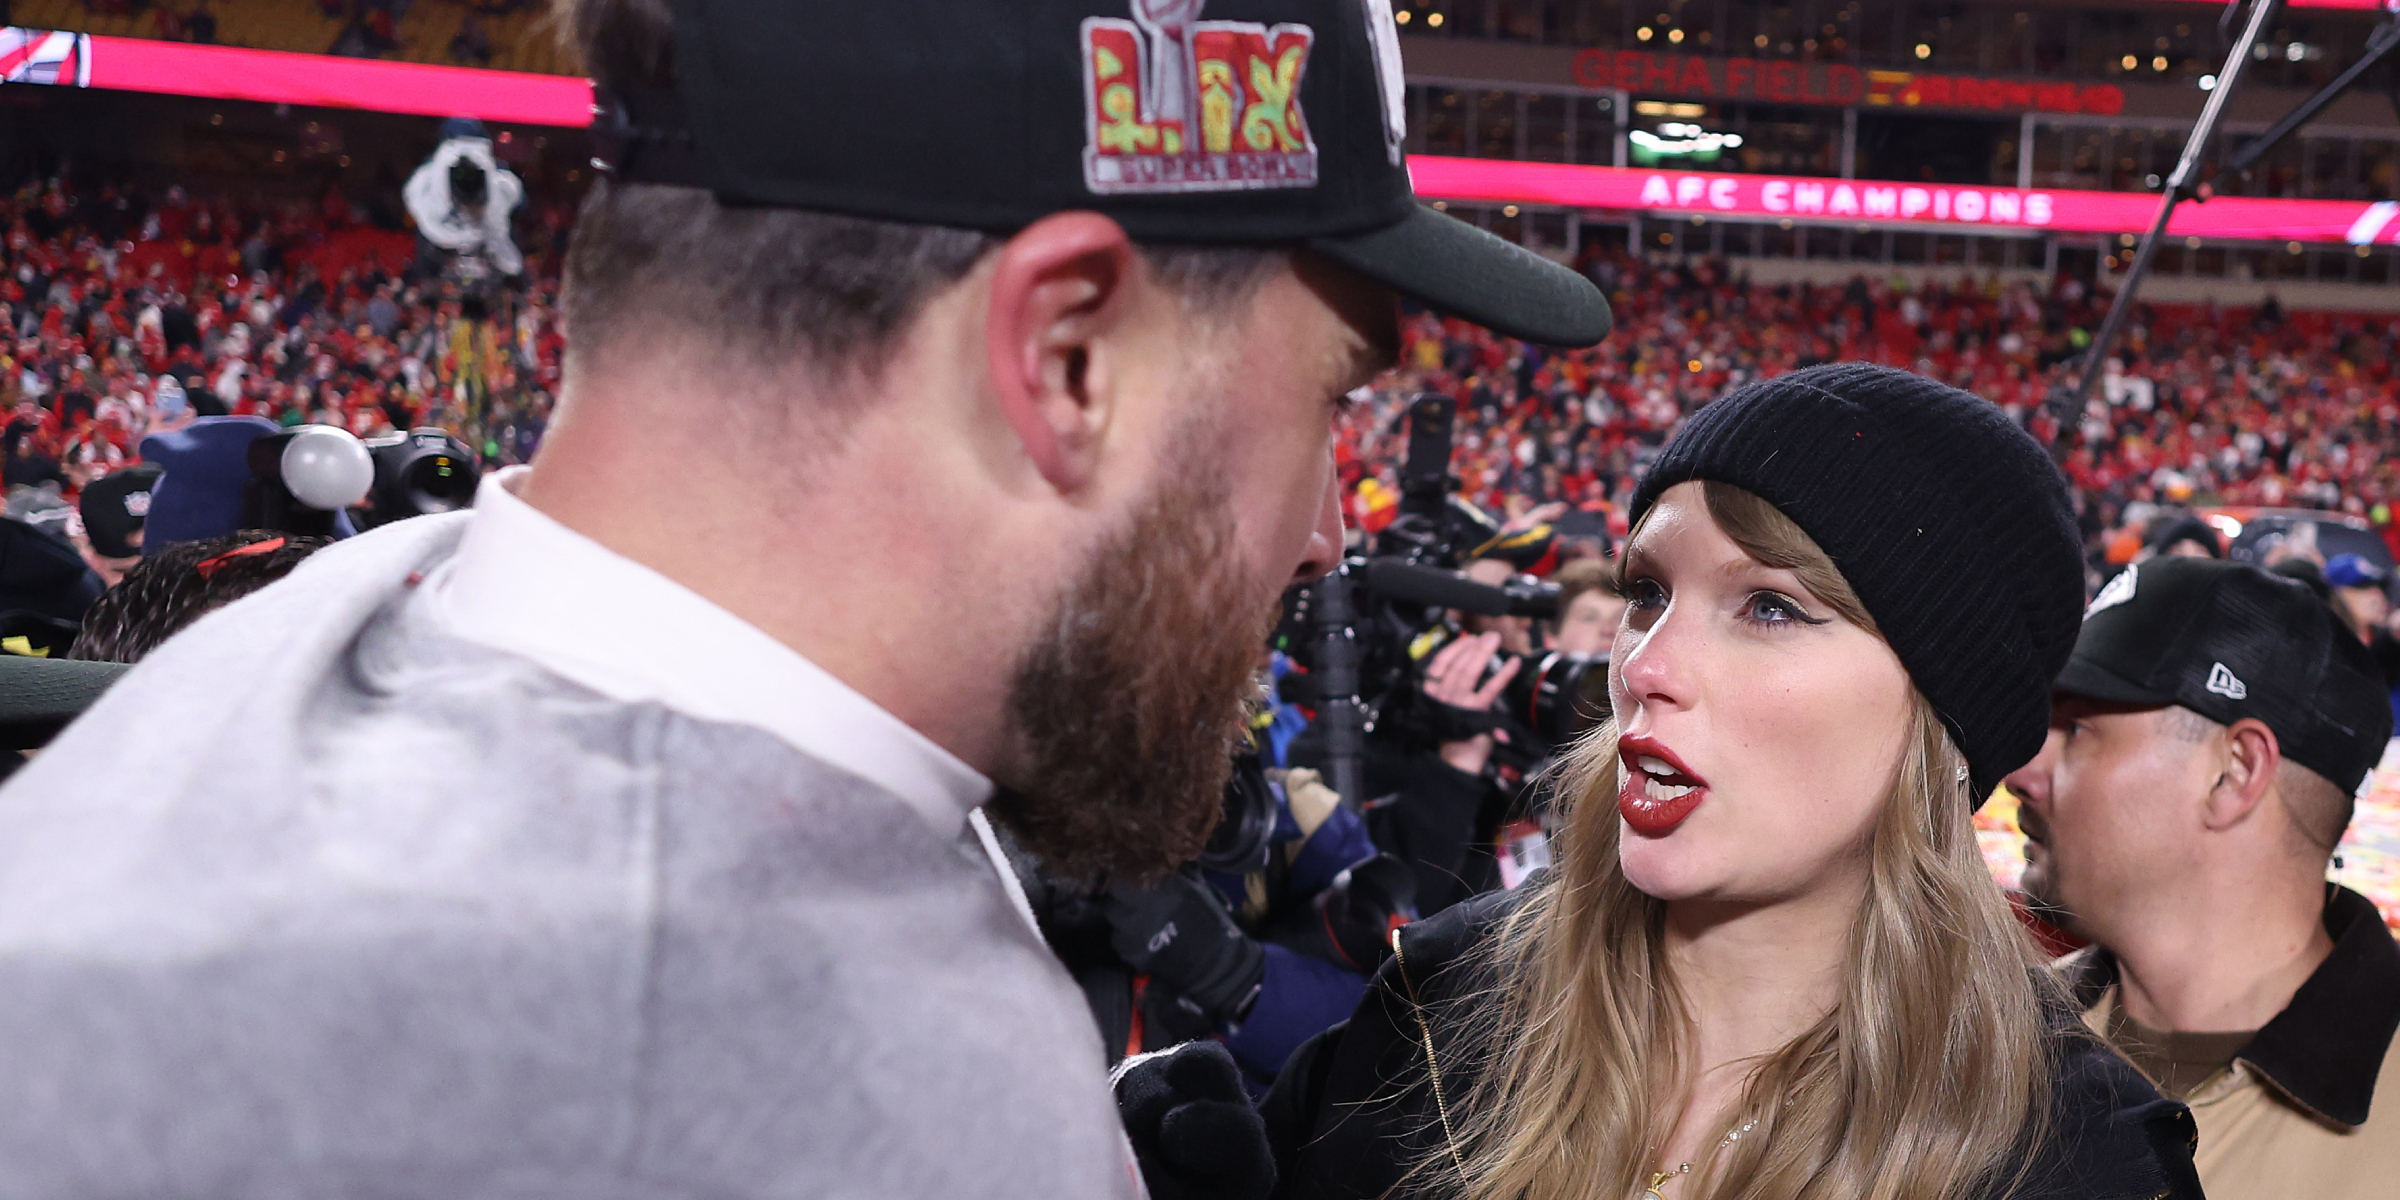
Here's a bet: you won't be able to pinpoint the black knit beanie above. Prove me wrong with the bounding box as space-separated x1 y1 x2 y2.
1627 363 2085 802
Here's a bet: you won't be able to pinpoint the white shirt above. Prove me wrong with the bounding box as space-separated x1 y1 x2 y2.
430 468 994 838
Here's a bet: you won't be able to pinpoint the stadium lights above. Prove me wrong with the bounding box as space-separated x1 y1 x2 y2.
1394 8 1409 23
1634 100 1708 117
2199 74 2218 89
1914 43 1932 59
1426 11 1443 26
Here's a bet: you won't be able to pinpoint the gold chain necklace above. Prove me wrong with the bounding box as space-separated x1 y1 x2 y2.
1641 1117 1759 1199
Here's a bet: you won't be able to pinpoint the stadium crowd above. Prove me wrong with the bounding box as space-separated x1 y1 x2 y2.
1342 248 2400 572
10 176 2400 580
1 178 566 510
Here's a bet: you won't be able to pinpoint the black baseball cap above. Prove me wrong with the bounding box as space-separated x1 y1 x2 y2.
595 0 1609 347
79 464 162 560
2057 557 2393 795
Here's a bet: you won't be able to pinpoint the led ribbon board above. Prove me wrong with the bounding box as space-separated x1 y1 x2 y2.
1 26 592 125
1408 157 2400 246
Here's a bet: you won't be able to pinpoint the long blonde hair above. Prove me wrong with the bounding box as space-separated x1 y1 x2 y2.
1444 481 2055 1200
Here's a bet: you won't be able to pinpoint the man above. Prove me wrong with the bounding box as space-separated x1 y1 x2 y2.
76 461 160 585
2005 556 2399 1198
0 0 1606 1195
2326 553 2393 646
2142 513 2222 561
2325 553 2400 726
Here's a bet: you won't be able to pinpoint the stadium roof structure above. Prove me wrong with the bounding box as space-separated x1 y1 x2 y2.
3 22 2396 247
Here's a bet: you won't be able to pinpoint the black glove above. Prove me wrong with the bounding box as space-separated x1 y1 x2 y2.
1101 869 1266 1023
1312 853 1419 972
1115 1040 1276 1200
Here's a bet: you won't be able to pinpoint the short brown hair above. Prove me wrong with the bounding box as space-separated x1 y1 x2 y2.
557 0 1286 387
2160 706 2353 856
1550 557 1614 616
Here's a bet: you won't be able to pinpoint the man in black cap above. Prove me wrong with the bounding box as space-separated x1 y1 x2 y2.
0 0 1605 1195
2005 556 2400 1199
76 463 160 584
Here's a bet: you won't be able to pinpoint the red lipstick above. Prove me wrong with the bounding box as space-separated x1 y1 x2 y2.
1617 735 1709 837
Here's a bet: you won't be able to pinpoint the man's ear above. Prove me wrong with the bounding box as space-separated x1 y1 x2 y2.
985 211 1141 494
2202 718 2282 832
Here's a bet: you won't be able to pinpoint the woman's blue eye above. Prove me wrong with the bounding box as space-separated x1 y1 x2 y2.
1745 591 1822 626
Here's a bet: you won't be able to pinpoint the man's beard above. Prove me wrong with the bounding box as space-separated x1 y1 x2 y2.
988 464 1280 886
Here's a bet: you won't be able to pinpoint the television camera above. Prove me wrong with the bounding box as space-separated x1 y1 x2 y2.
1277 394 1611 809
244 425 483 538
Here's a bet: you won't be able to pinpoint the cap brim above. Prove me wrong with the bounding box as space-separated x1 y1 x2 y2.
1309 205 1611 348
0 656 130 750
2052 654 2173 708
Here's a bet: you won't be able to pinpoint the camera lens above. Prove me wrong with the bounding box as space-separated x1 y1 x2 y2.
404 453 477 514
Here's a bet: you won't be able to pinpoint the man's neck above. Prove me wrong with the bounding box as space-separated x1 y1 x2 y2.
2106 870 2331 1035
512 385 1061 779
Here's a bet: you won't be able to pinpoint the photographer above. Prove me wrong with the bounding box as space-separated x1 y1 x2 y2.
1285 416 1600 918
1288 622 1549 918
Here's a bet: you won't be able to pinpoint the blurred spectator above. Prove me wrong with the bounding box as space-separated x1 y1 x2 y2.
2326 554 2392 644
0 516 103 656
449 13 494 65
2145 514 2225 560
1548 556 1622 658
76 463 160 586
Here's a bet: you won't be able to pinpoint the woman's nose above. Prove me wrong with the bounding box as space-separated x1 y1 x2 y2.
1614 600 1696 712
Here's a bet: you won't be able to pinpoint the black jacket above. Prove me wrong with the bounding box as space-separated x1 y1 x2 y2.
1262 887 2206 1200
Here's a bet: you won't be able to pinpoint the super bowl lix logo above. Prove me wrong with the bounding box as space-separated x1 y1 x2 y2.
1080 0 1318 194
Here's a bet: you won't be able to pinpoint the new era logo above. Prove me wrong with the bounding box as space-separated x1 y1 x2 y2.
2205 662 2248 701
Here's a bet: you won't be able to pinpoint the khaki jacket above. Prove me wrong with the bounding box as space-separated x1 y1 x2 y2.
2069 886 2400 1200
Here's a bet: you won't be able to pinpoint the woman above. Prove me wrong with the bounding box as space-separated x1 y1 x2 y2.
1261 365 2202 1200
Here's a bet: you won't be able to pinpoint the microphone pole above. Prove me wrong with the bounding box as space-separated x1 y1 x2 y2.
2058 0 2281 450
